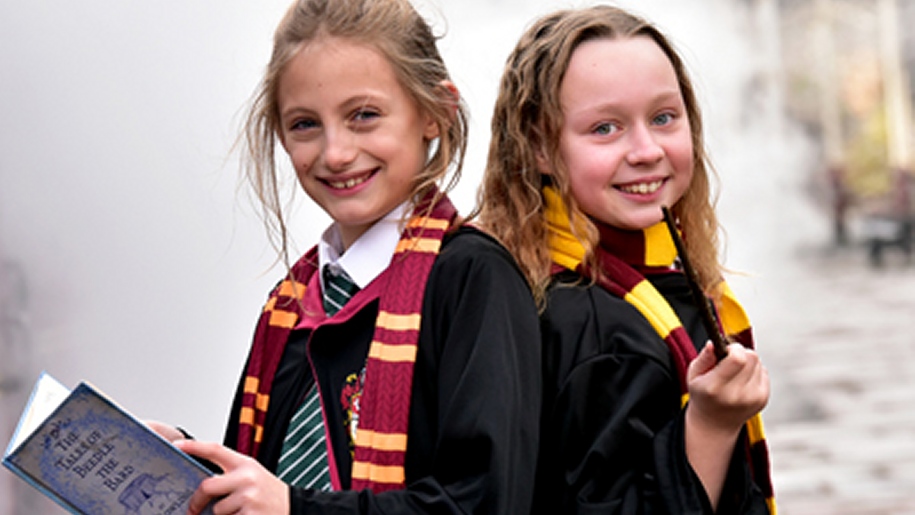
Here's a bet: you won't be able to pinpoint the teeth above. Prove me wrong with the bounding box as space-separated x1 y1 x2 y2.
328 175 369 189
620 180 663 194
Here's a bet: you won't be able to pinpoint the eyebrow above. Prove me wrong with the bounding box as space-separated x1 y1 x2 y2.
572 88 683 114
279 106 314 124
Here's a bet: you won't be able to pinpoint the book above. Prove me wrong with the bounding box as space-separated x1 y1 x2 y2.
3 372 214 515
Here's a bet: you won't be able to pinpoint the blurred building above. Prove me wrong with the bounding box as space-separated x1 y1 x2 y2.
777 0 915 254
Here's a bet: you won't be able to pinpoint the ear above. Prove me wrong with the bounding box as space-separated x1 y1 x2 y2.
438 80 460 118
533 129 553 175
424 80 460 140
535 149 552 176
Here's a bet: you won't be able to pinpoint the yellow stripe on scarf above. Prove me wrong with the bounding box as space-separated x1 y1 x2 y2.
277 279 307 299
351 462 406 484
406 216 451 231
368 342 418 363
268 310 298 329
644 222 678 267
263 280 306 329
625 281 680 339
243 377 260 393
543 187 587 271
394 236 443 254
355 429 409 451
716 282 752 336
376 311 422 331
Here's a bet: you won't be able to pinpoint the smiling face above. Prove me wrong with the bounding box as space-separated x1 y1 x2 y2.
556 35 693 231
277 37 439 249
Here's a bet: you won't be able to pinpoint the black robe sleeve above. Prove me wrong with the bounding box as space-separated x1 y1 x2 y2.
286 227 542 514
533 272 768 515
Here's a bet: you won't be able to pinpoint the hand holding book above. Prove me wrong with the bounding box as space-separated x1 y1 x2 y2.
3 372 215 515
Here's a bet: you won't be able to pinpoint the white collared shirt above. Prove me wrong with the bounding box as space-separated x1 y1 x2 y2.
317 203 410 293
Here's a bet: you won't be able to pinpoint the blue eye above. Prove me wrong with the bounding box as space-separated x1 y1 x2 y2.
353 109 380 122
594 122 618 136
652 112 674 126
290 118 318 131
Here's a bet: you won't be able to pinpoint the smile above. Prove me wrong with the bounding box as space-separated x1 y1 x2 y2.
326 172 374 190
617 180 664 195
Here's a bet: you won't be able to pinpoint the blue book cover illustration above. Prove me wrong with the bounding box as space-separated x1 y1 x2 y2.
3 372 214 515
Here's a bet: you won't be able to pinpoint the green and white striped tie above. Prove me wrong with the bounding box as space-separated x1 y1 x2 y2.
321 265 360 316
276 266 358 490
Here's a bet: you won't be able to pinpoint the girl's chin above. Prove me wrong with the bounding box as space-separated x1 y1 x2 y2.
604 212 665 231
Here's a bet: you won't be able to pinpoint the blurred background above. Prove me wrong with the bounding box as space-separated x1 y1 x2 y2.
1 0 913 513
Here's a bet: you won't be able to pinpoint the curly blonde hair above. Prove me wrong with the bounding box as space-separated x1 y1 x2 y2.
243 0 468 266
476 5 722 307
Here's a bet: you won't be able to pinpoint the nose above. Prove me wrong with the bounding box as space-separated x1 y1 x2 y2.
626 123 664 165
323 127 357 171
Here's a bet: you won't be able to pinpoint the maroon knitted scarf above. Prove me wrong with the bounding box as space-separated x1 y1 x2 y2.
235 190 457 493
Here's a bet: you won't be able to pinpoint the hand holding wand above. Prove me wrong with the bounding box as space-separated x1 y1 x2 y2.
661 206 729 361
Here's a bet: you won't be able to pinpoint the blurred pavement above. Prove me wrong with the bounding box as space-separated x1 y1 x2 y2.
763 243 915 514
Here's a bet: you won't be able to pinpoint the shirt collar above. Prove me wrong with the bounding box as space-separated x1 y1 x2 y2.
317 202 410 290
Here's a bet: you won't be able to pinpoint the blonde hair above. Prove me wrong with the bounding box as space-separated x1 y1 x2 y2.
476 5 722 306
243 0 468 265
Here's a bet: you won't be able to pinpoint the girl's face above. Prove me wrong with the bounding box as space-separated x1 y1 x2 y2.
277 37 440 249
555 36 693 231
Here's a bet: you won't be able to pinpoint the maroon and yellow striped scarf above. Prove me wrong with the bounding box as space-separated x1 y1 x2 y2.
544 187 776 514
235 190 458 493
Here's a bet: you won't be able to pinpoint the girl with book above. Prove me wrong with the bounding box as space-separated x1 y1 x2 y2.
167 0 542 513
476 5 775 514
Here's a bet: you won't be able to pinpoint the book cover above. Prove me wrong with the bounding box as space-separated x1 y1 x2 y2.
3 372 214 515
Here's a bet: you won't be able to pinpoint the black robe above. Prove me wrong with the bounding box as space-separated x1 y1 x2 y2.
534 269 769 515
224 226 542 514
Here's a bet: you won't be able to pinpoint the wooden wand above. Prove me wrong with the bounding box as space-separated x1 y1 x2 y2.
661 206 730 361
